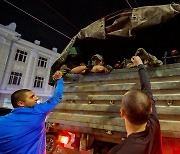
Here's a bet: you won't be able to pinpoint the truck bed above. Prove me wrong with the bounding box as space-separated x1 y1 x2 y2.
47 63 180 143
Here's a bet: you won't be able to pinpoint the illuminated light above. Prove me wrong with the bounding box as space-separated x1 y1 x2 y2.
58 135 69 144
52 123 57 127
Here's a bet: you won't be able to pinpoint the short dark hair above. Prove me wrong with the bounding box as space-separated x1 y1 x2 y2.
11 89 31 108
122 89 152 125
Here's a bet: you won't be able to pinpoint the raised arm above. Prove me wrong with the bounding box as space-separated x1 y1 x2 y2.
131 56 152 97
138 65 153 99
34 71 64 114
131 56 157 117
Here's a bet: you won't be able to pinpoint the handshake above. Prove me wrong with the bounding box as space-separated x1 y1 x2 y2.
86 61 94 70
53 71 63 81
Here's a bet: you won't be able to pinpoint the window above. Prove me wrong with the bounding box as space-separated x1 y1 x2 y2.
34 76 44 88
3 97 13 109
38 57 47 68
8 72 22 85
15 50 27 62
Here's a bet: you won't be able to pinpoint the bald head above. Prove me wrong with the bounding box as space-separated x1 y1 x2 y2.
122 90 152 125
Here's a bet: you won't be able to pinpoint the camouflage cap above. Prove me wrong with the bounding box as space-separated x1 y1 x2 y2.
91 54 103 61
68 47 79 55
135 48 149 60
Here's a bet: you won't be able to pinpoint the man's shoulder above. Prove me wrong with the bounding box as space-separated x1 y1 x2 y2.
109 144 124 154
109 140 145 154
149 113 160 123
148 114 160 132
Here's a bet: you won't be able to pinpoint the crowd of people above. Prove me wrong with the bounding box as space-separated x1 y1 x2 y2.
58 47 180 77
114 48 180 69
57 47 113 77
0 46 179 153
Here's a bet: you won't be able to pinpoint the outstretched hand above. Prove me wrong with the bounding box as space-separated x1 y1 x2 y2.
91 65 110 73
53 71 63 81
131 56 143 66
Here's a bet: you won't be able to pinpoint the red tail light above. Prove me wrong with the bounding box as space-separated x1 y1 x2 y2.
58 135 70 144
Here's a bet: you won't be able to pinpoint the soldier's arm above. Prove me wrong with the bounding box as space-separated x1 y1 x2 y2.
71 65 88 74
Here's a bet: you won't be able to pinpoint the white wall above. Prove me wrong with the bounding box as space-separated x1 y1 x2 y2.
0 23 60 108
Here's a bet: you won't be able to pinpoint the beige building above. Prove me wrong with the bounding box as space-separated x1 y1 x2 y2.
0 23 60 108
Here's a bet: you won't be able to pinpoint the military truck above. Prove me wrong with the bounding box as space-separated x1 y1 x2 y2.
46 4 180 154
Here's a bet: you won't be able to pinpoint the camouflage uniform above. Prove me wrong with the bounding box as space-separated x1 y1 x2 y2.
48 47 80 86
59 47 80 74
126 48 163 68
90 54 113 73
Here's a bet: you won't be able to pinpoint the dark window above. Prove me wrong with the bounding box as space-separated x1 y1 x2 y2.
38 57 47 68
34 76 44 88
8 72 22 85
14 50 27 62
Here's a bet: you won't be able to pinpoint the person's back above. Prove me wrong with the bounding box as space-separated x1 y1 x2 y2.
0 108 47 153
109 112 162 154
109 56 162 154
0 71 64 154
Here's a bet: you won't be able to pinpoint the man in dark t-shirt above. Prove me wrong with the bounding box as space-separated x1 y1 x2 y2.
109 56 163 154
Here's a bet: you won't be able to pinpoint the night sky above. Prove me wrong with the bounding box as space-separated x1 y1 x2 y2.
0 0 179 54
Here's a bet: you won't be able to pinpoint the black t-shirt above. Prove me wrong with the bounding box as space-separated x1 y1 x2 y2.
109 64 162 154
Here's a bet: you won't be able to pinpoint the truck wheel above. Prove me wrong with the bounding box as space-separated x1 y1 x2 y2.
46 134 57 154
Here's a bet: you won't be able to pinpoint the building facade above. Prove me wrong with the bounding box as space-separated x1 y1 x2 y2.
0 23 60 108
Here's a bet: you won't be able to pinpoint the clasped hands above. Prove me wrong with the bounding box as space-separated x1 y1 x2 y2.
53 71 63 81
